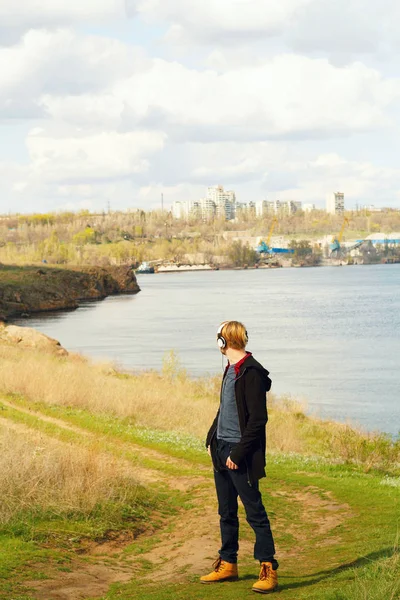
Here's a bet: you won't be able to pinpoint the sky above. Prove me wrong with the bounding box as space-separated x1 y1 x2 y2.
1 0 400 214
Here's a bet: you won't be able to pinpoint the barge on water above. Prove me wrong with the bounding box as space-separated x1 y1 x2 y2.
136 262 155 274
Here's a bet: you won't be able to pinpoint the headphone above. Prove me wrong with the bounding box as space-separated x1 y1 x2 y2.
217 321 248 349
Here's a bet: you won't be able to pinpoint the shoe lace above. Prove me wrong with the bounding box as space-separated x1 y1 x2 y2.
212 557 224 573
259 563 272 581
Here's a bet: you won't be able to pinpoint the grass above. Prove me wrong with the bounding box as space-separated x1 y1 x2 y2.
0 421 160 544
0 346 399 599
100 455 400 599
0 346 398 473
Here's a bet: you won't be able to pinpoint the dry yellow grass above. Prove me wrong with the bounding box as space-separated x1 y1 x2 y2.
0 346 220 438
0 421 140 525
0 345 398 472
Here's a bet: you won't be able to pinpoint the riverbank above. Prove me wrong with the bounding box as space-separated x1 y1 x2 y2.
0 343 398 599
0 264 140 321
148 259 399 273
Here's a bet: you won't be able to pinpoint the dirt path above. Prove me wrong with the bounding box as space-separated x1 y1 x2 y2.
25 469 351 597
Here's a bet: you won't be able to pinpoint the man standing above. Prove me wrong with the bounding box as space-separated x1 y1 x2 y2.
200 320 278 594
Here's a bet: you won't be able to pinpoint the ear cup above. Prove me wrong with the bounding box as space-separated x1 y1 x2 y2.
217 321 229 349
217 335 226 349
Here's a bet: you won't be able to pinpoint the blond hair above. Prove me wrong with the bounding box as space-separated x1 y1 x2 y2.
220 321 248 350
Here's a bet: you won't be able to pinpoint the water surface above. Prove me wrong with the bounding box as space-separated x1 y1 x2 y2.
15 265 400 435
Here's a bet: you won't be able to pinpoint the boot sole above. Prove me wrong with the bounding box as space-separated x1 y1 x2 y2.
252 585 278 594
201 576 239 584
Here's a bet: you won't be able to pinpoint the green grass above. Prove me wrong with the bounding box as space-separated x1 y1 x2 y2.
0 264 72 289
101 458 399 599
0 394 399 600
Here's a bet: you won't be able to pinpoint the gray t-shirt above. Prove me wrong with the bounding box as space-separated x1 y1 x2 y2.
217 364 241 443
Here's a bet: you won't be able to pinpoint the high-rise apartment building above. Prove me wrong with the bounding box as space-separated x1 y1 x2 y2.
290 201 302 213
326 192 345 215
274 200 301 215
172 200 201 220
172 190 305 221
207 185 236 220
172 201 187 220
255 200 275 217
171 185 236 221
200 197 216 220
255 199 302 217
248 201 256 218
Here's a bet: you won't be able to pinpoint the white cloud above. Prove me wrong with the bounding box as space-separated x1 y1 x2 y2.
139 0 400 64
0 1 135 44
286 0 400 60
1 10 398 142
26 129 166 183
0 127 166 213
265 151 400 206
104 56 400 140
37 54 400 142
139 0 312 40
0 29 145 119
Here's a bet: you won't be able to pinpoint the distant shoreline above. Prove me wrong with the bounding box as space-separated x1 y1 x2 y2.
147 260 399 274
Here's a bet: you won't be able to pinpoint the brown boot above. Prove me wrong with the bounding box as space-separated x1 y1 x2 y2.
252 562 278 594
200 557 238 583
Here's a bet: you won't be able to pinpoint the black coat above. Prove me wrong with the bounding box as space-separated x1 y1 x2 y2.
205 354 272 484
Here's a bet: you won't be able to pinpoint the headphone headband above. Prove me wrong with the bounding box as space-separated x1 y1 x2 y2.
217 321 229 336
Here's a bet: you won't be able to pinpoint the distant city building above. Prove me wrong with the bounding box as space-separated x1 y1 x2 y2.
248 201 256 218
360 205 382 213
255 199 302 217
290 201 302 214
326 192 345 215
171 185 236 221
172 201 187 220
255 201 266 217
172 192 310 220
199 197 216 220
255 200 275 217
235 202 247 216
206 185 236 220
303 203 316 212
275 200 302 215
188 201 202 220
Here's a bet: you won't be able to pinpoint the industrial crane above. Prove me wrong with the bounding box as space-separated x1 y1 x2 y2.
257 217 278 254
330 217 349 254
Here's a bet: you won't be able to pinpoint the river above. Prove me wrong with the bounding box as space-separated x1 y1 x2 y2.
14 265 400 436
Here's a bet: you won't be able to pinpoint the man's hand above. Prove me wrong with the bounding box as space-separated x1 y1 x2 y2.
207 445 211 457
226 456 239 470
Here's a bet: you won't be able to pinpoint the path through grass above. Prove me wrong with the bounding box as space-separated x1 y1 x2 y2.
0 395 399 600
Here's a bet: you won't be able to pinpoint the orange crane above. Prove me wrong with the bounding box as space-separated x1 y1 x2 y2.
330 217 349 253
257 217 278 254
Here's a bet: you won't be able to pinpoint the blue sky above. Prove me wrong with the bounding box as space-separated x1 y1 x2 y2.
1 0 400 214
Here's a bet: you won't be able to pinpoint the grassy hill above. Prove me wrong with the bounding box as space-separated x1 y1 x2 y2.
0 346 398 599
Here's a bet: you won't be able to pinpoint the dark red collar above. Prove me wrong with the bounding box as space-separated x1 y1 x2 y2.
227 352 252 377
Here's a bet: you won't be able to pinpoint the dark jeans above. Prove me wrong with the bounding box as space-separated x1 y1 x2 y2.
214 438 278 569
